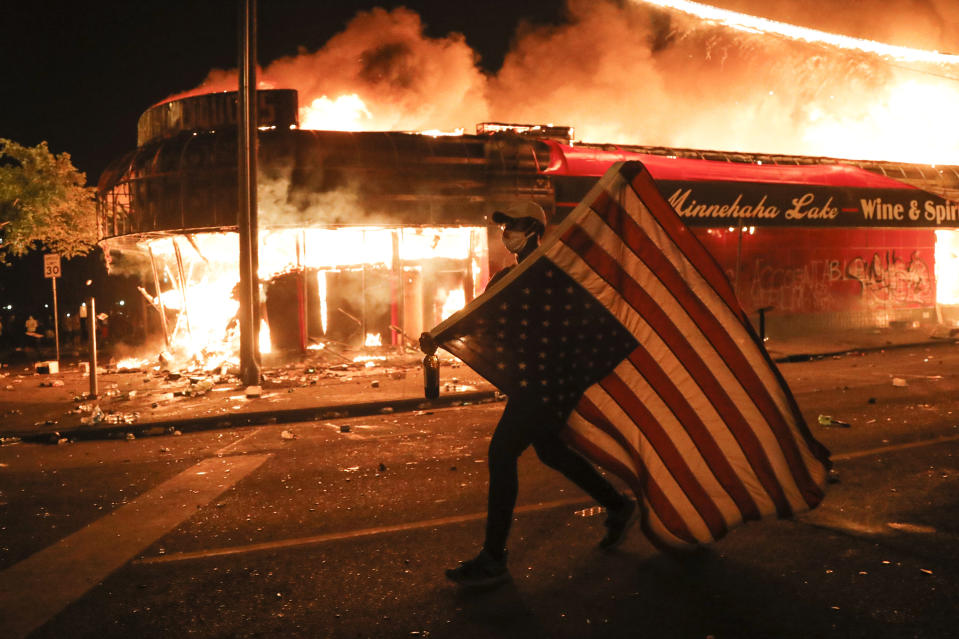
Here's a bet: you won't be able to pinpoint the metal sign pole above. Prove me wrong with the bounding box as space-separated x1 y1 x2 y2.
43 253 62 365
51 276 60 364
88 297 98 399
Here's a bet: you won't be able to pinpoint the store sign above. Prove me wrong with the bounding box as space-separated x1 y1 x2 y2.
658 181 959 228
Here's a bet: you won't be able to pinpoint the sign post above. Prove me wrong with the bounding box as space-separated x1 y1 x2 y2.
43 254 61 364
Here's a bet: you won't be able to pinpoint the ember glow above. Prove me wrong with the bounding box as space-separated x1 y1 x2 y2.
633 0 959 63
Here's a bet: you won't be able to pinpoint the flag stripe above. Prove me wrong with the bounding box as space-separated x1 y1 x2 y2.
624 347 762 521
559 223 794 517
615 183 809 439
561 425 692 549
593 189 824 507
621 163 744 317
599 372 730 539
572 396 699 544
546 237 784 517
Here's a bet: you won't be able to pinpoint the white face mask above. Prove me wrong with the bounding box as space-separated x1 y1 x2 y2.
503 229 533 253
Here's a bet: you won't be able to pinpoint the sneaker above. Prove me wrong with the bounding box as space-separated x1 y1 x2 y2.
445 550 510 588
599 496 637 550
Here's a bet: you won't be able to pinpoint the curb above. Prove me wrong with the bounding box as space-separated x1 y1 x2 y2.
5 390 502 444
770 338 958 363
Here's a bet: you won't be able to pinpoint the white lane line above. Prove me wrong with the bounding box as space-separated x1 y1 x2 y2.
216 427 266 455
0 453 271 639
135 496 593 565
831 433 959 461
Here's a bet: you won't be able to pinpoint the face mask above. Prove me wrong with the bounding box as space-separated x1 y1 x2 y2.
503 229 533 253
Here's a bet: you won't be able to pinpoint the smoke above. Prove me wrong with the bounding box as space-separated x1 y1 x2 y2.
182 0 959 162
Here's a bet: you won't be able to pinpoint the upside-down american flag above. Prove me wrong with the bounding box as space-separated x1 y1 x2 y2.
427 161 831 550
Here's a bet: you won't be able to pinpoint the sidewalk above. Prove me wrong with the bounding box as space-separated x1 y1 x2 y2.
2 326 956 444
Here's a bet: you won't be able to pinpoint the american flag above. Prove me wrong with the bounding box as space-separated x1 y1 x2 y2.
428 161 830 550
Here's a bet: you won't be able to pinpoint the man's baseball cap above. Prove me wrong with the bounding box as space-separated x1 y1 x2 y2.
491 201 548 231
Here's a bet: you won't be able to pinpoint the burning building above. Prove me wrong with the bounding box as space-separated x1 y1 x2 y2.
96 89 959 369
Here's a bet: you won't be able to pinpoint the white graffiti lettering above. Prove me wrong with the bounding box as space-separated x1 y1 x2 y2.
846 250 932 306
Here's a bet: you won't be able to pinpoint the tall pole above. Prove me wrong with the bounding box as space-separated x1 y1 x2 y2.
51 276 60 364
237 0 261 385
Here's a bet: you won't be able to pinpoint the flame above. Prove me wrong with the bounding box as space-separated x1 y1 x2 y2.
300 94 372 131
441 288 467 319
126 226 487 372
801 80 959 165
259 319 272 354
633 0 959 64
936 230 959 305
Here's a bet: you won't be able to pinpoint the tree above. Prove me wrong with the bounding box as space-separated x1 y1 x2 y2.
0 138 98 264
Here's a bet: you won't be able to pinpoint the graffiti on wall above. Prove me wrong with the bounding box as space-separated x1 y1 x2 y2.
846 250 932 307
746 250 933 313
748 259 835 313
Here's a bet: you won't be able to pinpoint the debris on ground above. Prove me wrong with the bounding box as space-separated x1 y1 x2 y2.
892 377 908 387
818 414 851 428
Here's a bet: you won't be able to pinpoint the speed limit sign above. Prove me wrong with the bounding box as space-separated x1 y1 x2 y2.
44 253 61 279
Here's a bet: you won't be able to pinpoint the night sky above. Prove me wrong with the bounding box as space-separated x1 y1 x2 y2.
4 0 568 184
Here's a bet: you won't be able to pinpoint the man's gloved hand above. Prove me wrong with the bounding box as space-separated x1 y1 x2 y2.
419 332 437 355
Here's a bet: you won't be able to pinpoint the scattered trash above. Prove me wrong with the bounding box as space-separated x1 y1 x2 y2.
370 380 380 388
56 437 69 446
125 432 136 441
80 406 105 426
34 361 60 374
378 462 387 472
892 377 908 387
818 414 850 428
280 429 296 440
245 385 262 398
380 407 394 414
339 424 351 433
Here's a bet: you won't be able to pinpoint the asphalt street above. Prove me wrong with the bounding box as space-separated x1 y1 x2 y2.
2 340 959 638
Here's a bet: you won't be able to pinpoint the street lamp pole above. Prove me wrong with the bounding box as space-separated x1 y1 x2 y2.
237 0 261 386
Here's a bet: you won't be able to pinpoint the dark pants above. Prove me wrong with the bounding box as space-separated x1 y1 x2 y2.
483 399 625 559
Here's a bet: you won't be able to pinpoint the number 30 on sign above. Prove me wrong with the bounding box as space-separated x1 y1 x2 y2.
44 254 61 279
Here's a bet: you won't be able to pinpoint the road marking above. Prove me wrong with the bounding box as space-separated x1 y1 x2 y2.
135 496 593 565
0 453 271 639
215 427 266 455
831 433 959 461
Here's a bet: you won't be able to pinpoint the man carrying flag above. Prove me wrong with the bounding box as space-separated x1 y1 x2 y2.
421 200 637 589
422 161 831 589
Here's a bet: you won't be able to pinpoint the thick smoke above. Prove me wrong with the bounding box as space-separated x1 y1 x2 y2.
183 0 959 162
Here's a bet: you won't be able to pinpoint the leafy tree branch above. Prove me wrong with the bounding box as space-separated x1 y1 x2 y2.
0 138 98 263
